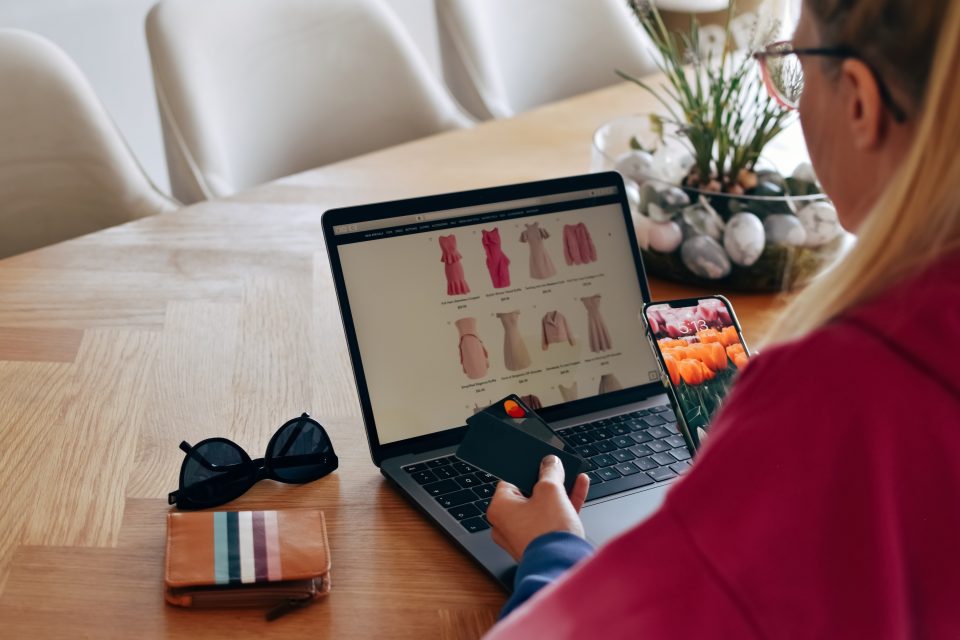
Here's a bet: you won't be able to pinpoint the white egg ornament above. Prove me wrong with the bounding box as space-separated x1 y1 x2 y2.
681 236 732 279
614 150 656 184
632 208 652 250
648 220 684 253
681 197 725 241
763 214 807 246
661 186 691 209
723 212 765 266
796 202 842 246
650 146 690 184
792 162 819 185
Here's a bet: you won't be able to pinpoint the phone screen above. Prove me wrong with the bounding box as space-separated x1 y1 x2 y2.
644 297 749 449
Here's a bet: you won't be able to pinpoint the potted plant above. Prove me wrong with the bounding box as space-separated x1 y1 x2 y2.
592 0 849 291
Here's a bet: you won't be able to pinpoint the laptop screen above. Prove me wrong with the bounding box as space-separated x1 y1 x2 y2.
329 183 659 445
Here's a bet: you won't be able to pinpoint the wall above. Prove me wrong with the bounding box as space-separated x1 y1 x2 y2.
0 0 440 194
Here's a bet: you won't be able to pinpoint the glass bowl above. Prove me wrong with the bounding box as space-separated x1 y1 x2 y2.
592 115 852 292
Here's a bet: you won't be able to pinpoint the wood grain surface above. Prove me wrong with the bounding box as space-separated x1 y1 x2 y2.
0 81 797 638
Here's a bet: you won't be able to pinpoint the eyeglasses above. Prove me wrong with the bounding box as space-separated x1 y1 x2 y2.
753 40 907 123
168 413 338 510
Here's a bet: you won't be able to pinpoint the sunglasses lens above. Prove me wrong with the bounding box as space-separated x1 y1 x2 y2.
267 416 337 483
180 441 255 507
765 43 804 107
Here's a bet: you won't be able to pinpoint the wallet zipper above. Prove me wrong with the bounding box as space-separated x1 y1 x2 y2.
171 578 321 620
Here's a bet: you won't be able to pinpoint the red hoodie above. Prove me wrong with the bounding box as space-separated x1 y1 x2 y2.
487 253 960 638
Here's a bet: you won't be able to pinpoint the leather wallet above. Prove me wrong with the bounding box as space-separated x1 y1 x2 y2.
165 509 331 620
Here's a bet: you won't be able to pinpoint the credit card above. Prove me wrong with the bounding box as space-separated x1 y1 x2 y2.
468 395 566 450
468 395 594 470
456 412 587 496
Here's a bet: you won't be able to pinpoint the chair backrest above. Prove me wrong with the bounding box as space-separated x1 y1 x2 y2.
147 0 473 204
0 29 176 260
435 0 661 120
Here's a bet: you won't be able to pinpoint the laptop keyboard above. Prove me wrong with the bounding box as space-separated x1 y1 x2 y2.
401 403 691 534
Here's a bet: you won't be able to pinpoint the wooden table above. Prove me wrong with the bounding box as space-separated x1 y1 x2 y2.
0 82 795 638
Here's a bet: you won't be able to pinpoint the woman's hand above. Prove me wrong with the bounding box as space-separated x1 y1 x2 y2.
486 455 591 561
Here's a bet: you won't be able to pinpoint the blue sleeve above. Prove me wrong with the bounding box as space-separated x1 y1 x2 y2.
499 531 595 619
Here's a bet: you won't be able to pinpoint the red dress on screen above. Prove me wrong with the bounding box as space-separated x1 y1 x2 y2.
439 234 470 296
483 228 511 288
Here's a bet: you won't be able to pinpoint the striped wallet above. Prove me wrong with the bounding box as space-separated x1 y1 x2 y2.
165 509 331 620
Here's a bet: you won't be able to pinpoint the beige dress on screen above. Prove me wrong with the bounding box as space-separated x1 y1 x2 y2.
520 222 557 280
497 311 532 371
581 294 612 352
559 382 578 402
598 374 622 393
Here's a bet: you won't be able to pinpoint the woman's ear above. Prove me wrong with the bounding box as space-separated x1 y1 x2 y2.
839 58 887 150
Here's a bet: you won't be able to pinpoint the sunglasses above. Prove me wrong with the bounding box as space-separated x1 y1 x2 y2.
168 413 338 510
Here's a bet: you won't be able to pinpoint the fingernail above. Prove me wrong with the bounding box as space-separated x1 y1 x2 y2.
542 455 559 467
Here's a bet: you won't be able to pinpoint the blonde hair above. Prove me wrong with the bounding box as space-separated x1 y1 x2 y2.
766 0 960 344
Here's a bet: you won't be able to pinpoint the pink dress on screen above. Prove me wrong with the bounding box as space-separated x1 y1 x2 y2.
455 317 488 380
563 223 597 265
483 228 511 288
581 294 612 352
520 223 557 280
439 234 470 296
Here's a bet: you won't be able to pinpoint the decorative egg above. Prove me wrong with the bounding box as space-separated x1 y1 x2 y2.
614 150 655 184
648 203 675 224
650 147 689 184
661 186 691 209
785 161 822 196
681 236 732 279
749 180 785 198
784 177 817 196
638 182 660 215
631 208 652 250
648 220 684 253
625 181 640 209
754 170 786 191
763 214 807 246
792 162 819 185
796 202 843 246
723 212 765 266
681 197 725 241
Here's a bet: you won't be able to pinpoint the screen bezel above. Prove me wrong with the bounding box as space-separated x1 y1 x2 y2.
323 172 658 466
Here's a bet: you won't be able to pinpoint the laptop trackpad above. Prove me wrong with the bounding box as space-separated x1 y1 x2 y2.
581 486 668 545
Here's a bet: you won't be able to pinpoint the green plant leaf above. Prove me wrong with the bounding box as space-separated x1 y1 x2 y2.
622 0 796 188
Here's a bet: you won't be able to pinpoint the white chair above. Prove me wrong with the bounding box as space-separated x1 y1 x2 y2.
0 29 177 260
435 0 662 120
146 0 474 204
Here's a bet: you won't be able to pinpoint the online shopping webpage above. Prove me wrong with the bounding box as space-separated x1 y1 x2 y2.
335 193 659 444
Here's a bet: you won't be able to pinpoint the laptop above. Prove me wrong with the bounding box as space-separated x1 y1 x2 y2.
323 172 687 589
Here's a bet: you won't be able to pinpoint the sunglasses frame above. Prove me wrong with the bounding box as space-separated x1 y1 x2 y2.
168 413 338 509
753 40 907 123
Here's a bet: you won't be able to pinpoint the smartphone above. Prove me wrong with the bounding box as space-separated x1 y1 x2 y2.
642 296 751 453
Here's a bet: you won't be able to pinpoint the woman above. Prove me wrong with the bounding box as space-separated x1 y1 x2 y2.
485 0 960 636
